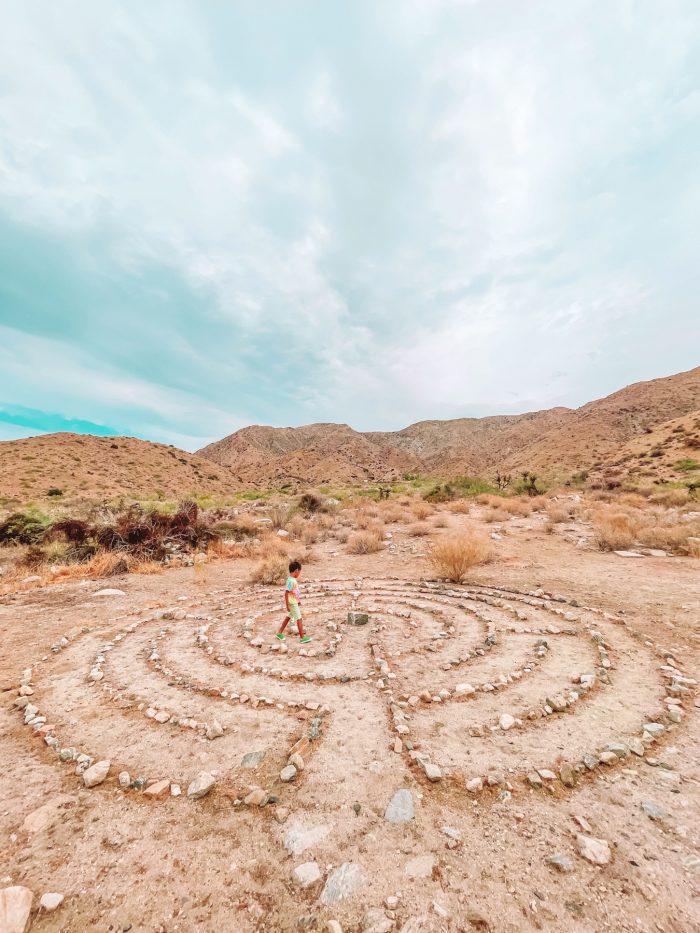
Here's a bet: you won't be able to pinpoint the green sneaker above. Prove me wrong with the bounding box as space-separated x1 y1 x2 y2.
275 633 285 641
300 635 312 643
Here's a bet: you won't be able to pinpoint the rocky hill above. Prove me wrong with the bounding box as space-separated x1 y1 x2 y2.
199 365 700 486
0 433 242 503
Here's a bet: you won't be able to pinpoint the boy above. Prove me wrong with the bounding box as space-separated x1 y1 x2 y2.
276 560 311 643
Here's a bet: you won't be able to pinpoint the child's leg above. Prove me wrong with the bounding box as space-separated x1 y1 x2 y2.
297 617 305 639
278 615 290 634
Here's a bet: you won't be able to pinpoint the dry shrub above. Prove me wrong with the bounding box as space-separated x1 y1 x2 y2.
618 492 648 510
232 513 258 537
650 488 690 507
286 515 306 539
449 499 471 514
347 529 384 554
432 513 449 528
428 533 492 582
354 511 375 530
382 506 405 523
546 506 570 524
528 496 548 512
636 517 700 555
412 501 432 520
268 505 291 530
250 553 288 585
499 498 532 517
300 522 320 545
408 523 431 537
335 528 350 544
483 509 509 523
593 512 636 551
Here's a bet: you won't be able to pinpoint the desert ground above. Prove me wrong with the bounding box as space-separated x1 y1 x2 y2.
0 498 698 933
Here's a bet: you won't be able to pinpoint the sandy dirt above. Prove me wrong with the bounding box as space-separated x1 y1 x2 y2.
0 510 698 932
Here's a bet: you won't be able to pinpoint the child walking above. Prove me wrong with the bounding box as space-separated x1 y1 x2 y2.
276 559 311 643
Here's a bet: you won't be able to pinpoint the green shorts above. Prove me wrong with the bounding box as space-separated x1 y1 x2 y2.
288 599 302 622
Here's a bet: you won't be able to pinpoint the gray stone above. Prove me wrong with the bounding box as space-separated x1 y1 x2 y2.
280 764 298 783
205 720 224 740
293 862 321 888
641 800 670 821
347 612 369 626
627 738 645 757
643 722 665 738
384 789 414 824
559 764 576 787
607 742 629 758
320 862 364 905
547 853 574 873
83 760 110 788
419 759 442 782
241 750 266 769
187 771 215 799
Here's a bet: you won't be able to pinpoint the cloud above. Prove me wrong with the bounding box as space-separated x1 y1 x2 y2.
0 0 698 448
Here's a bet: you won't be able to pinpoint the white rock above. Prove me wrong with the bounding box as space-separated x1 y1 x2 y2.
576 834 611 865
0 886 34 932
499 713 516 731
40 892 64 912
118 771 130 788
293 861 321 888
83 760 110 788
280 764 298 783
93 588 126 597
187 771 215 799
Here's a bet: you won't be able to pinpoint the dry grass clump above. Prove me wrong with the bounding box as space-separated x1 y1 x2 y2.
592 512 636 551
649 488 690 507
432 513 449 528
412 501 433 520
250 553 288 585
428 532 492 583
408 522 431 537
528 496 548 512
382 506 405 524
546 506 570 524
448 499 471 514
483 509 510 523
499 497 532 517
347 529 384 554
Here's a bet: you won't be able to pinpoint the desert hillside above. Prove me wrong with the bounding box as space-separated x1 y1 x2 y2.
199 365 700 486
0 433 242 503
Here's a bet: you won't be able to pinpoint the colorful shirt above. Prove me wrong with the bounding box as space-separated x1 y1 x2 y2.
286 576 300 603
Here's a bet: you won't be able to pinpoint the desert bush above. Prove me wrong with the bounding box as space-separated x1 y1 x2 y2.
593 512 636 551
453 476 497 497
412 501 432 520
423 483 456 503
47 488 63 497
382 506 405 523
483 509 509 523
428 533 492 582
408 522 431 536
432 513 449 528
250 553 289 585
675 458 700 473
448 499 471 514
298 492 323 513
499 497 532 517
300 522 320 545
268 505 291 530
649 488 690 507
347 529 384 554
0 510 51 545
546 506 570 524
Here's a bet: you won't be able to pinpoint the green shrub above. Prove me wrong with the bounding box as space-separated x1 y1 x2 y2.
0 509 51 545
675 458 700 472
47 488 64 497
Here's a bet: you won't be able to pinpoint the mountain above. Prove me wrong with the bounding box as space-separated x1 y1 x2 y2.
198 365 700 486
0 433 242 503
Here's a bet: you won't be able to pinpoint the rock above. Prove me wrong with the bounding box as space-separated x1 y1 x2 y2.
641 800 670 821
499 713 516 731
277 529 290 538
187 772 215 799
154 711 170 724
83 760 110 788
559 764 576 787
466 777 483 793
347 612 369 625
21 575 41 584
320 862 364 905
613 550 644 558
241 750 266 769
384 789 414 824
326 923 343 933
144 779 170 799
668 707 682 723
293 862 321 888
118 771 131 788
171 784 181 797
21 796 75 835
362 909 393 933
280 764 298 783
627 738 645 757
576 834 611 865
537 769 557 781
607 742 629 759
0 886 34 932
419 760 442 782
289 752 305 771
39 892 64 912
93 588 126 596
643 723 665 738
455 683 475 696
547 853 574 873
206 720 224 740
274 807 290 823
243 788 267 806
283 822 330 855
405 854 435 878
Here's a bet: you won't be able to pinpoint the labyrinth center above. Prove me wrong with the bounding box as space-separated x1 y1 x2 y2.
15 578 691 803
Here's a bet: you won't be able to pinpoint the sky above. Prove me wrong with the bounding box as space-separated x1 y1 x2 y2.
0 0 699 451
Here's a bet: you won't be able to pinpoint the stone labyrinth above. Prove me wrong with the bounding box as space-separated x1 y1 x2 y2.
13 578 695 805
